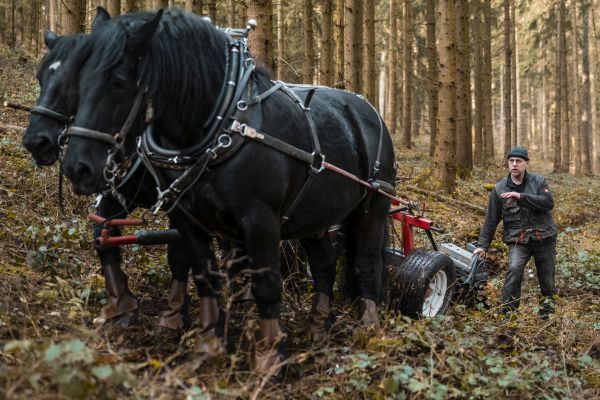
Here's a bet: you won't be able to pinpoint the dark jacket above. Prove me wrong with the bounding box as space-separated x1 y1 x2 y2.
478 172 557 251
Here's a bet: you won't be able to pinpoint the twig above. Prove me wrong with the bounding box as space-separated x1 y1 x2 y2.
3 101 31 112
0 123 26 133
405 185 487 214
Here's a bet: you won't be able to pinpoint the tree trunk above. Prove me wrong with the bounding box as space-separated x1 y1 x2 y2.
320 0 334 86
363 0 376 103
432 0 457 193
503 0 512 158
334 0 344 87
402 0 413 148
121 0 137 13
344 0 362 92
247 0 275 72
227 0 235 26
427 0 438 156
482 0 494 161
455 0 471 171
554 1 563 172
155 0 168 9
472 0 483 164
560 0 571 172
186 0 203 14
61 0 84 34
276 0 286 81
510 0 518 147
49 0 58 33
580 0 592 174
571 0 582 175
303 0 315 83
386 0 398 136
207 0 216 22
591 0 600 173
107 0 120 16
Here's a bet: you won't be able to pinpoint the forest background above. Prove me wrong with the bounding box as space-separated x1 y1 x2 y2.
0 0 599 399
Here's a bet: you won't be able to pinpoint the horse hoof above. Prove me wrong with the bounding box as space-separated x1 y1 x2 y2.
111 310 139 328
194 330 225 359
254 348 285 376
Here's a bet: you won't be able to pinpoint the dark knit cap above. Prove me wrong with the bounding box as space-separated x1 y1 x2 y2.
507 146 529 161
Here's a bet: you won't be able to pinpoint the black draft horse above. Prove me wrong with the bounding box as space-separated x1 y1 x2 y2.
60 9 395 373
22 8 195 331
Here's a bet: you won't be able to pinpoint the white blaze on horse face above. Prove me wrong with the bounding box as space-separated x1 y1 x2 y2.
49 60 62 71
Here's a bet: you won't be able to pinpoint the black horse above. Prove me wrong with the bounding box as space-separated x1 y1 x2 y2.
22 8 194 331
59 9 394 373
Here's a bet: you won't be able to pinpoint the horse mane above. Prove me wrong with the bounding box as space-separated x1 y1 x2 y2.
73 9 229 145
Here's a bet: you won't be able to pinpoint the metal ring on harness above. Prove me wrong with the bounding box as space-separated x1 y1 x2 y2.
237 100 248 111
218 134 232 148
310 152 325 174
244 58 256 68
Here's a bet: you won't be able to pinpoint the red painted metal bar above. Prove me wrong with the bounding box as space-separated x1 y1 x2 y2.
96 235 139 248
88 213 144 226
390 212 435 255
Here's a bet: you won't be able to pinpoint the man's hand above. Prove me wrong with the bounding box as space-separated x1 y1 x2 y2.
500 191 521 200
473 247 486 258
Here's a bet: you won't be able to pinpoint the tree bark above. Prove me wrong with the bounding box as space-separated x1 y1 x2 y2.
186 0 203 14
121 0 137 13
560 0 571 172
49 0 58 33
61 0 84 34
155 0 168 9
427 0 438 157
227 0 235 26
303 0 315 83
503 0 512 158
432 0 457 194
472 0 483 164
402 0 413 148
276 0 286 80
247 0 275 72
510 0 518 147
107 0 120 17
571 0 582 175
581 0 592 174
386 0 398 136
482 0 494 161
363 0 376 103
344 0 362 92
320 0 334 86
554 1 563 172
334 0 344 87
455 0 471 171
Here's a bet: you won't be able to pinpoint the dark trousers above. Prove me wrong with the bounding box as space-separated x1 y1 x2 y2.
502 238 556 312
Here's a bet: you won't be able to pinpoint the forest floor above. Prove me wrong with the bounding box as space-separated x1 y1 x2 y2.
0 46 599 399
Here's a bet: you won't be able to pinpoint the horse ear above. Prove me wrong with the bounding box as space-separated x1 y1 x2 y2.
92 6 111 32
125 9 163 57
44 30 59 49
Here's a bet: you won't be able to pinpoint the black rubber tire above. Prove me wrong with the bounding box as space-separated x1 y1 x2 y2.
384 249 457 319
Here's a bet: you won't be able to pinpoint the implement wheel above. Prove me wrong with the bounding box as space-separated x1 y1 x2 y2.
385 249 457 318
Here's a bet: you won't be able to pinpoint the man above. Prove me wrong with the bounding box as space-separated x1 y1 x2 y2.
474 146 558 317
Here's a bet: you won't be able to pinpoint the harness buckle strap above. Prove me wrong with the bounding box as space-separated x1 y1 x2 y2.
310 152 325 174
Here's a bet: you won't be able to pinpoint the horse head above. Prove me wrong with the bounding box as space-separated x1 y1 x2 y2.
22 7 111 166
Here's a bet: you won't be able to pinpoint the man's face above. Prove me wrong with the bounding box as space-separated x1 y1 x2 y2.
508 157 528 179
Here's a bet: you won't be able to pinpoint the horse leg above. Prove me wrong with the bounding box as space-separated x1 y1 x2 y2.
348 198 390 331
300 235 337 339
170 214 224 357
156 231 191 331
93 195 138 327
240 204 285 374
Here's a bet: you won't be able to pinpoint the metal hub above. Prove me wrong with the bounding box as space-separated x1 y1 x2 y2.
422 270 448 317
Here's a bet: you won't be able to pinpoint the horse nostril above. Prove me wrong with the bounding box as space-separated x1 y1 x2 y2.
65 160 94 183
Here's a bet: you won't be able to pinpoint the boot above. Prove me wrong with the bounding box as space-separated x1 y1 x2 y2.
358 298 380 331
156 279 189 331
254 319 286 375
96 265 138 327
194 297 224 357
309 292 332 339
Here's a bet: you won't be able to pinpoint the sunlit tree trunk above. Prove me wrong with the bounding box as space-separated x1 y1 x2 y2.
49 0 58 33
121 0 137 13
303 0 315 83
581 0 593 174
482 0 494 161
591 0 600 172
247 0 275 72
511 0 518 147
455 0 471 171
432 0 457 193
227 0 235 26
156 0 168 9
560 0 571 172
402 0 413 148
320 0 334 86
472 0 483 164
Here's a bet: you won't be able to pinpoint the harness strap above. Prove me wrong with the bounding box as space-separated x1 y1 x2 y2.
67 126 118 145
30 106 74 125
